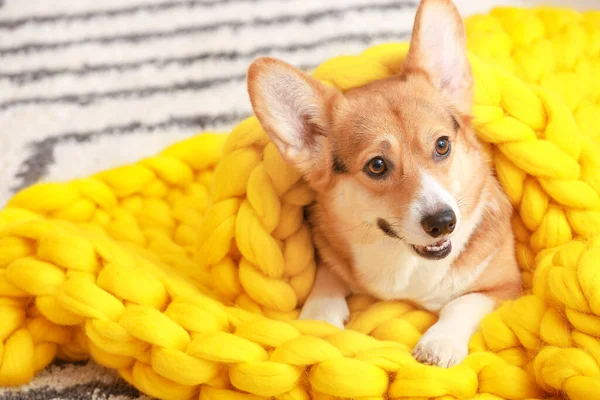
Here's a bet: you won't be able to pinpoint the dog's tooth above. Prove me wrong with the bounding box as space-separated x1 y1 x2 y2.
424 240 449 253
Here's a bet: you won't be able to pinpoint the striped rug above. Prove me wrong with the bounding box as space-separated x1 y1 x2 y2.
0 0 593 398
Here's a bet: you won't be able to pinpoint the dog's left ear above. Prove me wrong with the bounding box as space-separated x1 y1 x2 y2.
405 0 472 114
247 57 341 176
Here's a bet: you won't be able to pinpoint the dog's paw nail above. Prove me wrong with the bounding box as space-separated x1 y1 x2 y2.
413 348 422 359
412 337 467 368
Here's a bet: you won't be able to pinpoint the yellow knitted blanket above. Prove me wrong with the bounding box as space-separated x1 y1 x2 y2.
1 6 599 400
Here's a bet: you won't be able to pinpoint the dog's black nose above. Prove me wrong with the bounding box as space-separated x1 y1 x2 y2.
421 209 456 238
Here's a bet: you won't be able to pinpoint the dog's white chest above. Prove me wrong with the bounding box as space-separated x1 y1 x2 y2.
351 239 467 311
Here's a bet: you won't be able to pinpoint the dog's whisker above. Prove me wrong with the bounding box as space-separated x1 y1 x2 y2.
338 221 368 234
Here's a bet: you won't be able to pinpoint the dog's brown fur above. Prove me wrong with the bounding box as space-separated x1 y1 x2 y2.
247 0 521 367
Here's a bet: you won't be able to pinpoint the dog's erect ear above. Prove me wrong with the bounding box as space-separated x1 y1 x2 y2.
405 0 472 114
247 57 341 175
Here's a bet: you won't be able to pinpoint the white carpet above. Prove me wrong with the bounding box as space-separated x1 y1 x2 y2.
0 0 595 398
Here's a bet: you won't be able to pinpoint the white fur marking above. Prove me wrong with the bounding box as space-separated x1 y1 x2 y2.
330 176 491 311
407 171 461 245
417 171 460 217
413 293 495 367
299 266 350 329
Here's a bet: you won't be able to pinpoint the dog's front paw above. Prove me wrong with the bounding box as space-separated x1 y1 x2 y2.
412 332 468 368
298 297 349 329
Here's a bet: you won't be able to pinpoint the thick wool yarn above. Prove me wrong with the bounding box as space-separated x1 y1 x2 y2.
0 6 599 400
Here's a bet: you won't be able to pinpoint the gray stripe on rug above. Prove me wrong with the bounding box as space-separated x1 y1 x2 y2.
0 31 409 84
0 62 320 110
0 1 417 55
0 361 150 400
0 0 286 30
14 111 245 190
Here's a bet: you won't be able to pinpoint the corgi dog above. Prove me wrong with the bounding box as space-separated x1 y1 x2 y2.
246 0 521 368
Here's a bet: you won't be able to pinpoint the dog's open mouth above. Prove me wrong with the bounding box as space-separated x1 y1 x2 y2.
412 239 452 260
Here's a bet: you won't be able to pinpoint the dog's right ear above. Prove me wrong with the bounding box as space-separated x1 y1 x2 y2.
247 57 341 175
404 0 472 115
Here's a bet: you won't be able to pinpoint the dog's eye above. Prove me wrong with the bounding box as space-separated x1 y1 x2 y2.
366 157 387 176
435 136 450 157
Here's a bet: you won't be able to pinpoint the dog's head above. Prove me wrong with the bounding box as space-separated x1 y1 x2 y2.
247 0 488 261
